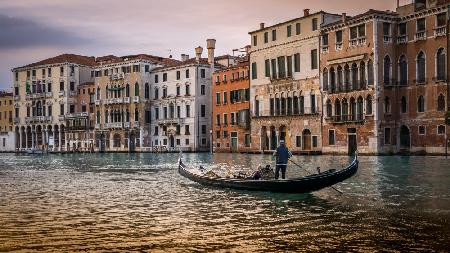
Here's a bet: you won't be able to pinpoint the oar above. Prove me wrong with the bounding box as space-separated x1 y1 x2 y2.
289 159 343 194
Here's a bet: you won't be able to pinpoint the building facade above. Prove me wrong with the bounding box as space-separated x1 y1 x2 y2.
12 54 96 152
0 92 15 152
149 42 217 152
212 58 251 152
249 10 341 154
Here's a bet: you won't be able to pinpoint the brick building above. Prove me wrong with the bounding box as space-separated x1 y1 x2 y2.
212 57 251 152
0 91 14 151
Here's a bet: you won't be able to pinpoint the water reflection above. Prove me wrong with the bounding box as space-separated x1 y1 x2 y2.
0 153 449 252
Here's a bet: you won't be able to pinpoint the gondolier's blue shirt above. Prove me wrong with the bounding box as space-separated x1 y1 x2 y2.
275 145 292 165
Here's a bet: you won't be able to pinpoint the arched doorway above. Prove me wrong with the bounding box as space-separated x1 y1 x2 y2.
400 125 410 151
113 134 121 148
260 126 269 151
270 126 277 150
169 135 175 149
99 133 106 152
302 129 311 150
129 132 136 152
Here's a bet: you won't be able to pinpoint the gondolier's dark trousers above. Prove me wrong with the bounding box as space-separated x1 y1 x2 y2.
275 164 287 179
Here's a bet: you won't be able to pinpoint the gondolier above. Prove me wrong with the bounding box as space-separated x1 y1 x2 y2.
273 140 292 179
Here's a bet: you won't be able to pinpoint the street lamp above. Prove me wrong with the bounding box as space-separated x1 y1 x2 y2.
209 129 213 154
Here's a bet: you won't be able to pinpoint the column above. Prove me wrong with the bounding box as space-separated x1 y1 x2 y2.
31 130 35 149
52 130 55 151
58 130 62 152
19 129 23 151
25 131 28 149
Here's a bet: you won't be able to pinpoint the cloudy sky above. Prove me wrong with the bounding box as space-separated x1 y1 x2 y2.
0 0 406 90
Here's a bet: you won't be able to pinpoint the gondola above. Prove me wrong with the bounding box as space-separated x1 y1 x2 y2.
178 152 358 193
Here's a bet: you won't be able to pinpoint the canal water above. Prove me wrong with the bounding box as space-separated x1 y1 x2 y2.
0 153 449 252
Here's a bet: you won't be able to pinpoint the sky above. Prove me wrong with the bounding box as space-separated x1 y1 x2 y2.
0 0 408 90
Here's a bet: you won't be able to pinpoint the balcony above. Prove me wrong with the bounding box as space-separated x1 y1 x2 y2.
133 121 140 128
357 37 366 46
322 46 329 53
397 35 408 44
415 31 426 41
95 100 101 106
349 39 358 47
434 26 446 37
133 96 140 103
31 76 36 81
383 35 392 43
25 116 52 124
105 122 123 129
14 118 19 124
46 92 53 98
335 43 343 51
59 91 65 97
124 122 131 129
433 76 447 83
159 119 179 125
330 114 364 124
69 91 77 97
105 98 124 105
58 115 65 121
95 124 101 129
14 95 20 101
65 112 89 119
123 97 130 104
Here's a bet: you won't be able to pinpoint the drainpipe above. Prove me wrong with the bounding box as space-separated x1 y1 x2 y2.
373 18 380 155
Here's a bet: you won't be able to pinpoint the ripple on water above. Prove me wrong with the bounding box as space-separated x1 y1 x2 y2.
0 153 449 252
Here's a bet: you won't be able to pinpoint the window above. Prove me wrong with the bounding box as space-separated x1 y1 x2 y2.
418 95 425 112
223 74 227 82
154 88 159 99
271 59 277 79
155 74 159 83
418 125 426 135
200 85 205 95
437 48 446 81
134 82 139 96
322 34 329 47
155 107 159 119
223 113 228 125
184 125 190 135
295 23 301 35
185 84 190 95
59 104 64 115
176 71 181 80
223 92 228 104
201 125 206 134
163 107 167 119
265 59 270 77
312 18 318 31
287 25 292 37
200 69 206 78
216 93 221 105
216 130 220 138
277 56 286 78
186 105 190 117
437 13 446 27
185 69 190 78
399 55 408 86
294 53 300 72
253 35 258 46
163 73 167 82
384 55 391 85
296 136 301 147
335 30 343 46
60 66 64 76
145 110 150 123
401 96 407 113
272 29 277 41
350 26 358 40
264 32 269 43
366 95 373 115
384 128 391 144
251 62 257 79
245 134 251 147
311 49 318 70
398 23 407 36
383 22 391 36
326 100 332 118
417 51 426 83
438 125 445 135
163 87 168 98
328 130 335 145
312 136 318 148
145 83 150 99
145 65 150 73
384 97 391 114
437 94 446 111
287 55 293 77
177 106 181 118
417 18 426 32
201 104 206 117
59 82 64 91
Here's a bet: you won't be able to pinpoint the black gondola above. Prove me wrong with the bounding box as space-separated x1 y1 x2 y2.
178 152 359 193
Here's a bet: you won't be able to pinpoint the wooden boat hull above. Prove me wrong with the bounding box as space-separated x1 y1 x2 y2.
178 154 358 193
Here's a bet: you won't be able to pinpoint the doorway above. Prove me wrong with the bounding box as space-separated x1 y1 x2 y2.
400 125 410 151
302 129 311 150
347 128 357 155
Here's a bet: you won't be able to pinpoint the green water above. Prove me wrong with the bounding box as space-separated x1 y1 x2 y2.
0 153 449 252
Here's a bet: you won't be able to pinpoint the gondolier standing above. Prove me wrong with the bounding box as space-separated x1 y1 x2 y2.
273 140 292 179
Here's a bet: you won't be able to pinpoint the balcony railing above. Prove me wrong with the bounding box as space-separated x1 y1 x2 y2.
397 35 408 44
95 100 101 105
105 98 124 104
25 116 52 124
331 114 364 124
349 39 358 47
69 91 77 97
14 118 20 124
14 95 20 101
59 91 65 97
105 122 123 129
123 97 130 104
65 112 89 119
335 42 343 51
58 115 65 121
322 46 329 53
133 96 140 103
383 35 392 43
124 122 131 129
434 26 446 37
415 31 426 41
95 124 101 129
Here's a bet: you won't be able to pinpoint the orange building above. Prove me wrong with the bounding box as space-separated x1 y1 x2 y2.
212 58 251 152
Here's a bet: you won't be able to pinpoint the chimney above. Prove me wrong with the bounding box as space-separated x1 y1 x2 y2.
342 13 347 23
181 54 189 62
206 39 216 70
303 9 310 17
195 46 203 62
260 22 265 29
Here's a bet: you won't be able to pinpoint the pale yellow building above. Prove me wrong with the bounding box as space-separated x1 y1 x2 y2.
0 91 15 151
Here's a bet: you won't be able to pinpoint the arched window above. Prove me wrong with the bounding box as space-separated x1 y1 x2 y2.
367 59 374 85
357 96 363 120
417 95 425 112
134 108 139 121
337 66 343 92
437 48 446 81
384 55 391 85
125 84 130 97
437 94 445 111
344 64 350 91
366 95 372 115
36 101 42 116
105 110 108 123
105 85 109 99
342 98 349 121
96 111 100 124
126 109 130 122
417 51 425 84
350 97 356 121
185 84 190 95
96 87 100 100
154 87 159 99
134 82 139 96
335 99 341 121
114 85 118 98
359 61 366 89
351 63 358 90
399 55 408 86
384 97 391 114
326 99 332 118
281 96 286 115
293 95 299 114
287 96 292 115
401 96 407 114
323 68 329 91
330 67 336 92
145 83 150 99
